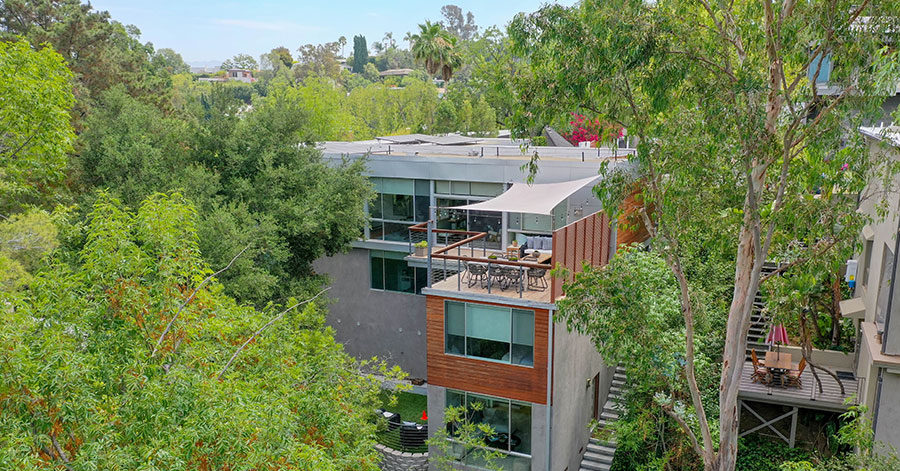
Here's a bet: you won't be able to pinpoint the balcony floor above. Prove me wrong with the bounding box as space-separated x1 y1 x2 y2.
738 361 858 411
430 272 552 304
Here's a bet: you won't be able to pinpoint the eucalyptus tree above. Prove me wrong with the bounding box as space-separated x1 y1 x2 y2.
508 0 900 469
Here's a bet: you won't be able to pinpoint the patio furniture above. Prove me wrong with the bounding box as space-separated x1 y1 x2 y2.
527 267 548 290
784 358 807 389
487 263 507 290
466 262 488 288
750 350 771 384
376 409 401 431
399 421 428 448
764 351 794 387
500 266 525 291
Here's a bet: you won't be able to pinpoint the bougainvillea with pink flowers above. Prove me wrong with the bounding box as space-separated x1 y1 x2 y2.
562 113 625 146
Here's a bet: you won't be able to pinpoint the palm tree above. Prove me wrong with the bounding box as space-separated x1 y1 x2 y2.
409 21 462 82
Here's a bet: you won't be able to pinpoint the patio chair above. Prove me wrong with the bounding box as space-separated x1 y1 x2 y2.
467 262 488 288
527 268 548 290
501 266 524 291
784 358 807 388
750 350 770 384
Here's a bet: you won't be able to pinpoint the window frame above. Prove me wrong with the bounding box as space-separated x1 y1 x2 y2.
445 388 533 460
444 300 535 368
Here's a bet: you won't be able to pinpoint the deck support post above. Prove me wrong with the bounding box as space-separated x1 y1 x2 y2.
739 400 799 447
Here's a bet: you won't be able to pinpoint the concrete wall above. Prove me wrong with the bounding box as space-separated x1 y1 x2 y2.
874 370 900 453
774 345 854 370
549 320 607 471
314 248 428 379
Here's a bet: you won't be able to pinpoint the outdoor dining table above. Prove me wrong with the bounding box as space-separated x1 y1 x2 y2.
764 351 796 387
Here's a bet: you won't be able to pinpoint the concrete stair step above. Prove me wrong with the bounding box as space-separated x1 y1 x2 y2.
590 437 617 447
587 443 616 455
600 411 619 421
583 451 614 464
580 463 611 471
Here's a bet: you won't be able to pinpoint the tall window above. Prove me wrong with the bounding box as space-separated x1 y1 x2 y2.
876 242 894 325
369 178 429 242
446 389 532 469
862 239 874 288
370 250 426 294
445 301 534 366
435 181 503 249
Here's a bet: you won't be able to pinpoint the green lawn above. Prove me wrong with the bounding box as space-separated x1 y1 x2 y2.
375 390 429 453
378 390 428 424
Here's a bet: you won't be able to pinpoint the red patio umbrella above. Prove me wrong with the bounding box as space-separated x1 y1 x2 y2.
766 324 790 359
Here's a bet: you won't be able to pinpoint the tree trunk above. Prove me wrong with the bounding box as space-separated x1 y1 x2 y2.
830 277 843 347
717 161 769 471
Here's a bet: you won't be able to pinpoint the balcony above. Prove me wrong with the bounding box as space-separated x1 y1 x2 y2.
408 209 613 305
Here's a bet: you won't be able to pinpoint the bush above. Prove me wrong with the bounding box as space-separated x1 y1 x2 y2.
736 436 813 471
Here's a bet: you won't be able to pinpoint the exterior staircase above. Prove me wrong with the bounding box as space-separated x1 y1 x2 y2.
746 262 780 360
580 365 626 471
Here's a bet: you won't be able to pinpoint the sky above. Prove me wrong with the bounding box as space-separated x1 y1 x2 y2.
89 1 571 66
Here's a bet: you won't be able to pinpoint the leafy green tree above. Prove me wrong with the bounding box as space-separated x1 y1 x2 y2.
363 62 380 82
409 20 462 82
440 5 478 40
293 41 342 81
427 402 502 471
0 192 403 469
347 78 440 138
0 209 59 291
152 47 189 74
221 52 258 70
352 35 368 73
508 0 900 469
0 38 75 213
0 0 171 120
77 82 372 306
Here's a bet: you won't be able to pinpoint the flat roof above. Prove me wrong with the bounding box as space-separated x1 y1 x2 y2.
320 140 635 162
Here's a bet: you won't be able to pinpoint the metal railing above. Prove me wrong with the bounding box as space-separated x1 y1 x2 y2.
408 222 552 299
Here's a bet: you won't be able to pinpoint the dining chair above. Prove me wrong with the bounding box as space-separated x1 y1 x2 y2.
784 358 807 388
750 350 770 384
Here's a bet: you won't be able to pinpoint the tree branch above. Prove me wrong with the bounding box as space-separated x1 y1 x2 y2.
661 403 705 459
151 242 252 358
217 287 330 380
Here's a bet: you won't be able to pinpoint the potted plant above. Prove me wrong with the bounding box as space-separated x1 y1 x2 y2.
488 254 498 260
414 240 428 257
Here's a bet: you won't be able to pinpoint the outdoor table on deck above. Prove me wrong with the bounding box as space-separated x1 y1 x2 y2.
764 351 796 387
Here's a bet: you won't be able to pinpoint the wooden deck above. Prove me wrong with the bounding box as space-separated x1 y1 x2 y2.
430 272 552 304
738 361 858 411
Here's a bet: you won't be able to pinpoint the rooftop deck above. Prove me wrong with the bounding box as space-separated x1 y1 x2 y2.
738 360 858 411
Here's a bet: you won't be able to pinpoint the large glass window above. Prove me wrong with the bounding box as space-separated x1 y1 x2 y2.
435 181 504 250
368 178 429 242
444 301 534 366
445 389 532 470
370 250 426 294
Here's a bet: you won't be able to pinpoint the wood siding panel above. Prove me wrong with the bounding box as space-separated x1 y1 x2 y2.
550 212 612 302
426 296 549 404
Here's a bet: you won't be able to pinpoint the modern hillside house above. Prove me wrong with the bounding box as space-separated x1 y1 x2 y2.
849 125 900 453
314 137 638 470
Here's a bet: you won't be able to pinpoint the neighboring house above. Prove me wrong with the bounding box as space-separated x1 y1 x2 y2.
314 137 638 469
225 68 256 83
849 125 900 454
379 68 415 79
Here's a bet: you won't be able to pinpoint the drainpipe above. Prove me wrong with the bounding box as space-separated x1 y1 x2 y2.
546 308 554 471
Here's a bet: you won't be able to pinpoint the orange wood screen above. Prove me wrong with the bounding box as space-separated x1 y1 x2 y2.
550 211 612 301
425 295 549 404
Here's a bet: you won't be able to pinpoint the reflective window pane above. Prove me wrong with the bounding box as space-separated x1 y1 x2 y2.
445 301 466 355
370 252 384 290
509 402 532 454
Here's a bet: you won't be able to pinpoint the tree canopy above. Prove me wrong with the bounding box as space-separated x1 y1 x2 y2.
0 38 75 213
0 192 402 469
508 0 900 469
